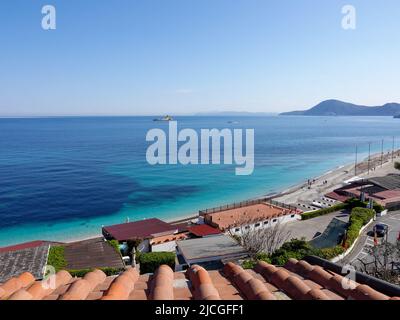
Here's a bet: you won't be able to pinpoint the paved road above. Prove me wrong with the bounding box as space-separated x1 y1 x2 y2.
341 211 400 267
284 211 348 242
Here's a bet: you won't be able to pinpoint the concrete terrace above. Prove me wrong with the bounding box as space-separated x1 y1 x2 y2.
0 244 49 283
64 238 124 270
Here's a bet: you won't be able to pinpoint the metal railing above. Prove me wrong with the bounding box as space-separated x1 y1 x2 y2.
199 197 296 215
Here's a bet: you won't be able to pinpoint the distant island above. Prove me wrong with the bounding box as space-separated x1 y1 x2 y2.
195 111 277 116
280 99 400 116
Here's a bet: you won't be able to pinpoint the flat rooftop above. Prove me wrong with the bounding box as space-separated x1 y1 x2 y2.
188 224 221 237
0 240 51 254
368 174 400 190
177 235 247 262
204 203 293 230
102 218 177 241
0 244 49 283
64 237 124 270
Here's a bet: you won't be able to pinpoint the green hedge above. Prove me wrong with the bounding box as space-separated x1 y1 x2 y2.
47 246 67 272
301 197 383 221
346 198 384 213
270 239 322 265
47 245 125 277
319 245 346 260
242 253 272 269
68 267 124 278
138 252 176 274
107 240 120 255
301 203 347 220
345 207 375 247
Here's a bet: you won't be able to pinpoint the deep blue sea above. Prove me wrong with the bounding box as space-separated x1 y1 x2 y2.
0 116 399 246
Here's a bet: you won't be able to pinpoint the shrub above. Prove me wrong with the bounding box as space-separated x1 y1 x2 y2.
137 252 176 274
302 197 382 221
242 252 272 269
346 197 384 213
127 239 143 256
242 260 257 269
107 240 120 255
99 267 124 276
344 207 375 247
301 203 347 220
345 198 367 209
350 207 375 225
68 269 92 278
373 203 385 213
47 246 67 272
68 267 124 277
135 251 142 264
319 245 346 260
270 239 322 265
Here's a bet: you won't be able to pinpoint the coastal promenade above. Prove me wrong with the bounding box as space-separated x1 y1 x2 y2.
274 150 400 209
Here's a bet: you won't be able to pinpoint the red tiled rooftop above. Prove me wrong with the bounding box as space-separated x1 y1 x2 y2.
102 218 177 241
2 258 398 300
150 233 189 245
0 241 49 254
373 189 400 200
325 192 350 203
188 224 221 237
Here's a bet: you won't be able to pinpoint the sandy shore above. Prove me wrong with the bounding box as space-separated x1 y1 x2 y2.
274 150 400 206
37 150 400 246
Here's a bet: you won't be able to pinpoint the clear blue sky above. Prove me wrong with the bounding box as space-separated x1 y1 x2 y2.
0 0 399 116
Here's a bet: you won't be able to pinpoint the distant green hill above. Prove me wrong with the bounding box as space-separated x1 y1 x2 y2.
280 99 400 116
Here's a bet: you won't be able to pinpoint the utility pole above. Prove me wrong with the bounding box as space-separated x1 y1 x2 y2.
355 145 358 176
381 139 384 167
368 142 371 175
392 136 395 162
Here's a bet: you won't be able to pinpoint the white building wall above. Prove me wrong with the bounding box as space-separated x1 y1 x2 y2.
228 213 300 236
151 241 177 252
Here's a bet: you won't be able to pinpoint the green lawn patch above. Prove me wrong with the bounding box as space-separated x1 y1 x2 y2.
47 246 67 272
137 252 175 274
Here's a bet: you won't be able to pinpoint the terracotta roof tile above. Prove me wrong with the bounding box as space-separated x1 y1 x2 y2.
187 265 221 300
0 272 35 299
224 262 276 300
151 265 175 300
1 258 398 300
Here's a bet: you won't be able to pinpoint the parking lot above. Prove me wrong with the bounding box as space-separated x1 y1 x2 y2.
345 211 400 266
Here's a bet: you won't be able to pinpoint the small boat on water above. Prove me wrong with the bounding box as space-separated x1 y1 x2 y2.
153 115 173 121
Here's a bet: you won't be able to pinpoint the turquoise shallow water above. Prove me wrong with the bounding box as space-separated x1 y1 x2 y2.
0 116 399 246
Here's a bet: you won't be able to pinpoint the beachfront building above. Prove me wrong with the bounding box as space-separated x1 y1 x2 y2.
326 174 400 211
199 199 302 236
102 218 179 253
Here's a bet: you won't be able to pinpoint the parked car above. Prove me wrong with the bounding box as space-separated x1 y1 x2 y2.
373 223 388 237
